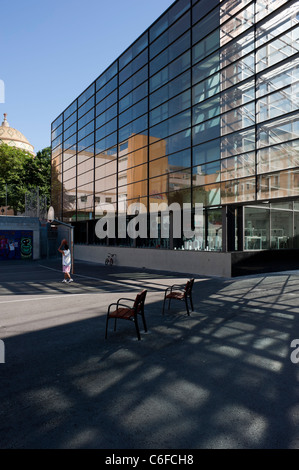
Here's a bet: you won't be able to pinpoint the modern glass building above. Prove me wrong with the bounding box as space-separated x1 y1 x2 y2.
51 0 299 274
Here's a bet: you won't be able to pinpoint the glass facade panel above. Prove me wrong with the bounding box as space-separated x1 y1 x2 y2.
193 96 220 126
221 127 255 158
257 83 299 123
193 183 221 206
256 1 298 48
119 32 148 70
150 31 190 76
119 98 147 128
192 30 219 65
257 169 299 200
193 73 220 105
96 104 117 129
150 110 191 141
256 27 299 73
192 52 220 85
193 139 220 166
192 0 219 25
64 111 77 131
221 176 256 203
150 51 191 92
257 113 299 148
256 57 299 98
150 0 190 42
119 82 148 113
244 206 270 250
271 208 293 249
119 65 148 99
257 140 299 174
220 2 254 46
150 70 190 109
95 62 118 91
78 84 95 107
150 90 191 126
150 12 190 60
221 152 255 181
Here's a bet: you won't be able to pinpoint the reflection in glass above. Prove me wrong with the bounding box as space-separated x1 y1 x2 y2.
220 30 254 68
193 183 221 206
193 116 220 145
150 51 191 92
220 53 254 90
221 102 255 135
255 0 289 22
193 161 220 185
150 70 190 110
221 127 255 158
192 7 219 46
221 152 255 181
257 140 299 174
151 90 190 127
256 28 299 73
193 139 220 165
257 169 299 200
221 177 256 203
150 12 190 60
256 57 299 98
256 2 299 48
257 113 299 148
95 161 117 181
207 208 222 251
271 209 293 249
220 3 254 46
221 80 255 113
192 52 220 85
193 73 220 105
257 83 299 123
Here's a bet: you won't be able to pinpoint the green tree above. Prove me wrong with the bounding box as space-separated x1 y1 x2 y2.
0 143 51 214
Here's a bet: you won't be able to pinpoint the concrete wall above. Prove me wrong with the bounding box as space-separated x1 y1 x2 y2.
74 244 232 277
0 216 40 260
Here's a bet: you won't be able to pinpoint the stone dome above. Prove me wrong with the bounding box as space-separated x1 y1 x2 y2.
0 113 35 156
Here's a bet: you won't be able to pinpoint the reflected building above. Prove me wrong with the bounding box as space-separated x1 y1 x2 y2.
51 0 299 262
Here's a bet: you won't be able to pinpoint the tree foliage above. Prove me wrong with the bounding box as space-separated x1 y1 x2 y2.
0 143 51 214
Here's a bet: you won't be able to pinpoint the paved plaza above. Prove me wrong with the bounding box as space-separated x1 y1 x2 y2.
0 259 298 449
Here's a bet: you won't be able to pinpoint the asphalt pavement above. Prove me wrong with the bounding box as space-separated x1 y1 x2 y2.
0 258 298 449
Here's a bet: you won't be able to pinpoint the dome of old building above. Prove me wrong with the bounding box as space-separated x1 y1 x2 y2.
0 113 35 156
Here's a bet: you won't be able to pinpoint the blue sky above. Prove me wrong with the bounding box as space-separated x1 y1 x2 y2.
1 0 174 153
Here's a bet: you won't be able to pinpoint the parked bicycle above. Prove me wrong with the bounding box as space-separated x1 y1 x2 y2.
105 253 116 265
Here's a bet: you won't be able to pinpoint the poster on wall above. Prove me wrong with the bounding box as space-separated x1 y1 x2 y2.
0 230 33 260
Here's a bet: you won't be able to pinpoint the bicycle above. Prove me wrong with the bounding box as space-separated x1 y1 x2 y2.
105 253 116 265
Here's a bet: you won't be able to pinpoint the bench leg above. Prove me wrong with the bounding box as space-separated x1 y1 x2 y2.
162 295 166 315
185 296 190 316
134 317 141 340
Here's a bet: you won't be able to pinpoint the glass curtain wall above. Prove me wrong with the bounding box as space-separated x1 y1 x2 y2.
51 0 299 252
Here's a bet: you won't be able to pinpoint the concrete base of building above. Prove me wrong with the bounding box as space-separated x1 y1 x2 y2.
74 245 299 278
75 244 232 277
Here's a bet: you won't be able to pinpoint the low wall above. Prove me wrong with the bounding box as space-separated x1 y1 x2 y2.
0 216 40 260
74 244 232 278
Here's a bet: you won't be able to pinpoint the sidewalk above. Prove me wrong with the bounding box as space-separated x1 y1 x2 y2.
0 259 298 449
